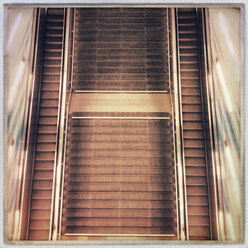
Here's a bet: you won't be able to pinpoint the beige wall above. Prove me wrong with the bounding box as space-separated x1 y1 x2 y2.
5 7 35 241
208 8 243 241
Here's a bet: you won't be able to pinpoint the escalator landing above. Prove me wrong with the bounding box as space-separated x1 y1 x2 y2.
70 93 172 114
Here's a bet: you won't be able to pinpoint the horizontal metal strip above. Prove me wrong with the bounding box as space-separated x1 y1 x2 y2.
72 116 170 120
75 90 169 93
64 233 175 237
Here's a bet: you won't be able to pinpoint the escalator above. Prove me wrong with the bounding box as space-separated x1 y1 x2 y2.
24 7 214 241
177 8 211 240
27 8 65 240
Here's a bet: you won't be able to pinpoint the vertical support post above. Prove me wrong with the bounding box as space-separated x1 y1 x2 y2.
51 8 71 241
170 8 186 241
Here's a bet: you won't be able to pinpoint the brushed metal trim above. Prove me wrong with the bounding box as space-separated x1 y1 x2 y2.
75 90 169 93
65 233 175 237
71 116 170 120
167 8 180 241
172 8 187 241
196 7 213 240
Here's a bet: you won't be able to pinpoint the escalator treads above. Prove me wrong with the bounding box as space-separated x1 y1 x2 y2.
62 112 177 236
73 8 169 91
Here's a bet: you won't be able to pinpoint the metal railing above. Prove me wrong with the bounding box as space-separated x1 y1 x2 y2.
58 8 76 240
167 7 180 240
201 8 221 240
170 8 187 241
195 8 214 240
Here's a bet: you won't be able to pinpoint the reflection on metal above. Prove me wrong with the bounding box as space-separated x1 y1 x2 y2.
218 13 237 60
200 8 220 240
170 8 186 241
225 145 240 203
215 60 233 112
205 7 243 241
167 7 180 240
8 60 25 108
7 12 22 51
52 8 71 241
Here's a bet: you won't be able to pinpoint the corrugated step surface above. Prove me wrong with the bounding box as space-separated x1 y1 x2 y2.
28 8 64 240
74 8 169 91
177 8 211 240
62 112 177 238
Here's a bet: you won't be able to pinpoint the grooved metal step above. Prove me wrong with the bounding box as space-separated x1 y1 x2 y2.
73 8 169 92
62 112 177 238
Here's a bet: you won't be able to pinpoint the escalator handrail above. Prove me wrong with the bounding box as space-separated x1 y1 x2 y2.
58 8 76 240
200 8 221 240
170 8 188 240
167 8 180 240
195 7 214 240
